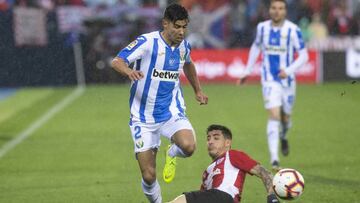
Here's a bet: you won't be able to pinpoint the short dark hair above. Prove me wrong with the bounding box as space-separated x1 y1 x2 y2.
270 0 288 8
207 124 232 140
163 3 189 23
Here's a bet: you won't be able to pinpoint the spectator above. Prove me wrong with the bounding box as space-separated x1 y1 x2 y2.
308 12 329 40
329 0 356 35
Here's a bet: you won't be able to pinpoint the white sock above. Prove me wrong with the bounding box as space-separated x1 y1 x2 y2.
168 144 187 158
141 179 162 203
267 119 280 163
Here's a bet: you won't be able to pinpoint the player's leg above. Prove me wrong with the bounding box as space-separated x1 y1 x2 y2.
170 129 196 157
262 82 282 170
137 150 162 203
167 194 187 203
160 115 196 183
267 107 281 170
280 85 296 156
280 109 291 156
130 122 162 203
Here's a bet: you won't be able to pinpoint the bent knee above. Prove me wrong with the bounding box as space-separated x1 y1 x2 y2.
182 142 196 157
142 168 156 184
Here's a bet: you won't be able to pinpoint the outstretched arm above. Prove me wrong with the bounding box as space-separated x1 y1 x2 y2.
183 62 208 105
244 43 261 76
250 164 280 203
111 57 144 81
237 42 261 85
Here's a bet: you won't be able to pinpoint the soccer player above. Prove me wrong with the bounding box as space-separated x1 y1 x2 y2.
111 4 208 203
238 0 309 170
168 124 280 203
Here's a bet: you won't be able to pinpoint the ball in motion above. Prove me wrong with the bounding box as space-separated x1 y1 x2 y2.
273 168 305 200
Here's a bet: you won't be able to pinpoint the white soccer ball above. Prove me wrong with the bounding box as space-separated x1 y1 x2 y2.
272 168 305 200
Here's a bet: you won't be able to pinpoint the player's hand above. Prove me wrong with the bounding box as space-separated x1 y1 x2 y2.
236 77 248 86
195 91 208 105
267 194 280 203
127 70 144 81
278 69 287 79
236 73 249 86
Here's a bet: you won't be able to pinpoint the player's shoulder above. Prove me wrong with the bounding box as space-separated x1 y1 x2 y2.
228 149 248 157
182 39 192 50
128 31 158 50
136 31 157 42
284 19 301 31
257 20 271 29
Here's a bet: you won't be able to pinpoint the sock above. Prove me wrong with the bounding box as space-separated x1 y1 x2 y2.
141 179 162 203
267 119 280 163
168 144 187 158
280 120 292 140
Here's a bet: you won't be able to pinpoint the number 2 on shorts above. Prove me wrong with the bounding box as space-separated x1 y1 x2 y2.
134 126 141 139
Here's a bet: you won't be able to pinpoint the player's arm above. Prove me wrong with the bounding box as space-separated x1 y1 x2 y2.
240 44 261 81
280 49 308 78
279 29 309 78
238 32 261 84
183 61 208 105
250 164 280 203
111 36 147 81
111 57 144 81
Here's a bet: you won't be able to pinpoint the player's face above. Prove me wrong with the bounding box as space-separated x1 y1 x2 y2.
207 130 231 160
162 19 188 45
269 1 287 24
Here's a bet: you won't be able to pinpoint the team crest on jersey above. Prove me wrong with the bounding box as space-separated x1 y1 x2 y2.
180 52 186 62
169 58 176 66
213 168 221 175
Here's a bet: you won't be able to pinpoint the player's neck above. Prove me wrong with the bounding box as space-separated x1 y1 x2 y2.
212 151 227 161
271 19 285 27
160 31 179 47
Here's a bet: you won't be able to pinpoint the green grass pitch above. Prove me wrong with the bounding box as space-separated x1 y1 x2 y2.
0 83 359 203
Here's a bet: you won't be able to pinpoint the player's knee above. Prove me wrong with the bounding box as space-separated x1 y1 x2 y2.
142 168 156 184
182 142 196 157
269 112 281 120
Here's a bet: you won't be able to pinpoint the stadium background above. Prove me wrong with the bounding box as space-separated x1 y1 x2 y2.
0 0 359 202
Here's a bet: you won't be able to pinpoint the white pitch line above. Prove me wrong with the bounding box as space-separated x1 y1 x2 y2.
0 87 85 159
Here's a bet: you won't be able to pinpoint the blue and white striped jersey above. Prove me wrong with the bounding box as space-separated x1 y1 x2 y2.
254 20 306 86
117 31 192 124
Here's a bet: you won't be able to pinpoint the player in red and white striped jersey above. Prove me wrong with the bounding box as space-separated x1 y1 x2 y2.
168 124 280 203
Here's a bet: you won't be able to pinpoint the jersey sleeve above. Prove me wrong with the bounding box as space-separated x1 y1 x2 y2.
117 35 148 64
254 23 264 47
185 41 192 64
228 150 258 174
293 27 306 51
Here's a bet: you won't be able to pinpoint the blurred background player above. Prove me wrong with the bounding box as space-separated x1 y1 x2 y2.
111 4 208 203
168 124 280 203
239 0 309 170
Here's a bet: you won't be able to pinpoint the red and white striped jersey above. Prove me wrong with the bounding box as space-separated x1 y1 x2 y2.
201 150 258 203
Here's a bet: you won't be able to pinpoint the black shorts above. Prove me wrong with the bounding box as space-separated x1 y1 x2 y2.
184 189 233 203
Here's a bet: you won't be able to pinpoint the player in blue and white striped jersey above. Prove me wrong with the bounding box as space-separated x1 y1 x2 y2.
239 0 309 170
111 4 208 203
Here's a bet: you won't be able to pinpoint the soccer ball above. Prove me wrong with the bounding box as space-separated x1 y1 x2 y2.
272 168 305 200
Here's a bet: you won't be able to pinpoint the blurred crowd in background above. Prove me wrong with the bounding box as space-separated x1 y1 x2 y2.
0 0 359 83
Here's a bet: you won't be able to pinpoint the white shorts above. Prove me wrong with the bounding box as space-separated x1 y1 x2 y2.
262 82 296 114
129 114 194 153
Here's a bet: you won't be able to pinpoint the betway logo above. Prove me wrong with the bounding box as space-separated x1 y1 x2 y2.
151 69 180 82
